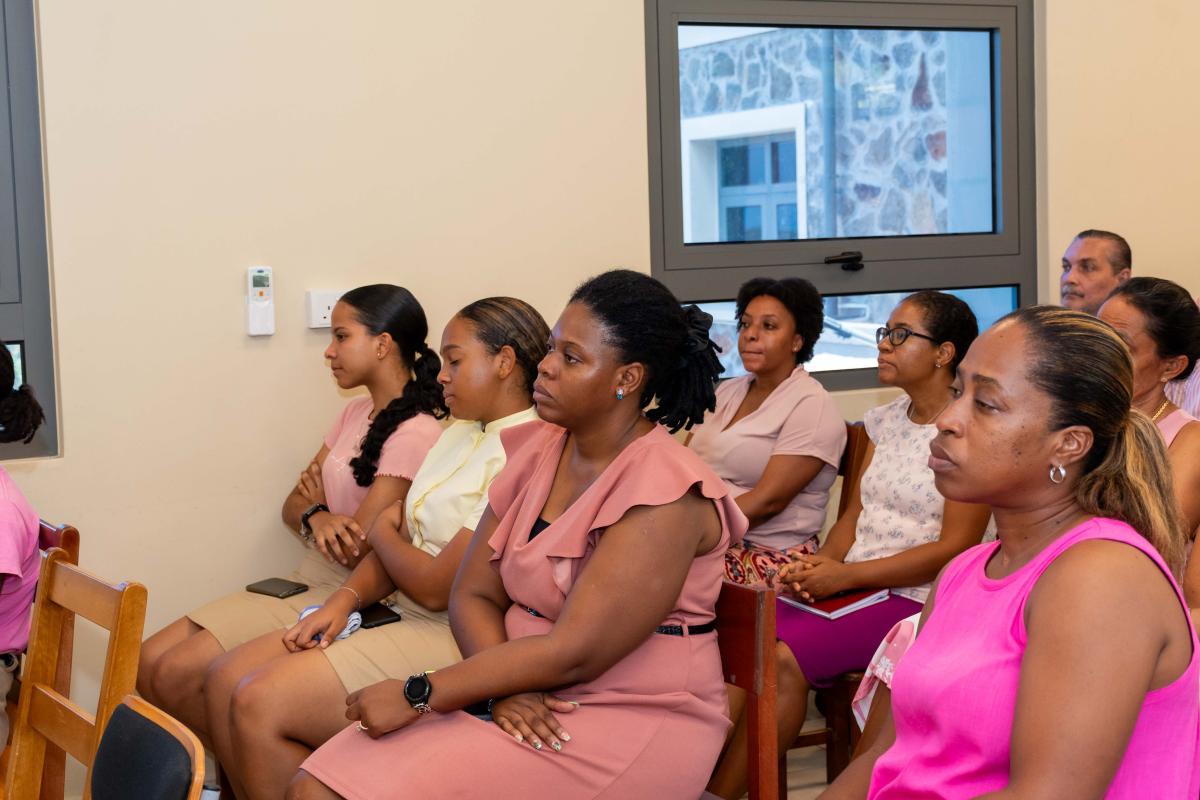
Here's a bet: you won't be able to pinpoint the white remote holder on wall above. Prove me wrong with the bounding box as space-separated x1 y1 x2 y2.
246 266 275 336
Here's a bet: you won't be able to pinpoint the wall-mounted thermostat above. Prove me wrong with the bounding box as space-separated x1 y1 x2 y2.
247 266 275 336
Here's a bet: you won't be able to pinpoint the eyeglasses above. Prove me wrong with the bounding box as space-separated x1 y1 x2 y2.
875 326 939 347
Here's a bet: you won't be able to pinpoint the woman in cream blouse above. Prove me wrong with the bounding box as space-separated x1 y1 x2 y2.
203 297 548 800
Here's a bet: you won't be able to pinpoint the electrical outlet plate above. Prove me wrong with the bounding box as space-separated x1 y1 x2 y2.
306 290 343 328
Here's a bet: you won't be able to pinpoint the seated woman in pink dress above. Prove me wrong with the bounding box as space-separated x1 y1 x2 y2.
687 277 847 584
822 306 1199 799
287 269 745 800
708 291 992 800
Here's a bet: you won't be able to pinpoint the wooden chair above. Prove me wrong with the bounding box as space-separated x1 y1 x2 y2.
4 548 147 800
1 522 81 800
89 695 203 800
785 422 871 787
707 581 779 800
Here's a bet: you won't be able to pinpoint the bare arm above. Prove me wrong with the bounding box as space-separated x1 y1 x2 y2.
449 506 513 658
977 540 1190 800
818 574 942 800
817 442 874 562
735 454 828 527
364 504 475 612
282 445 330 533
835 499 990 590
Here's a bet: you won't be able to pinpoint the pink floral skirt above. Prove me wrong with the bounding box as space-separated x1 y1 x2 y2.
723 539 818 587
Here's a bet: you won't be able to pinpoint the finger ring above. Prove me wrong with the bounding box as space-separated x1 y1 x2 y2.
356 722 368 732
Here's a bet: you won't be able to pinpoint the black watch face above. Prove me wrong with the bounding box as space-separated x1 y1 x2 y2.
405 674 429 703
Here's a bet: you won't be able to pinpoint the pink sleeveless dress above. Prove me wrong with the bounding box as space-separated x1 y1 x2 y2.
868 517 1200 799
301 420 747 799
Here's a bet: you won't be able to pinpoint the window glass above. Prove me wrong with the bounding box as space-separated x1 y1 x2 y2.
692 284 1016 379
679 24 995 244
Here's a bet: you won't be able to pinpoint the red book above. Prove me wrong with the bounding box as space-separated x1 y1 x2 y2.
780 588 890 620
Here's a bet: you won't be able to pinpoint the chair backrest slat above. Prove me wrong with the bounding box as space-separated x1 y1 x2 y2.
27 684 95 764
836 421 870 518
5 548 147 800
715 581 779 800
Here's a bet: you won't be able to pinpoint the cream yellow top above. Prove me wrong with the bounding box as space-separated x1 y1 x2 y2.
406 406 539 556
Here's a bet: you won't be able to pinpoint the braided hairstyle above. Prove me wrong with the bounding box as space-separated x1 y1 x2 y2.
342 285 448 487
570 269 722 433
455 297 550 395
0 344 43 445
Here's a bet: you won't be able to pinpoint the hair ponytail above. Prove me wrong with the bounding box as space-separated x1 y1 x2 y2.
339 285 448 488
1007 305 1188 577
1076 411 1187 578
0 384 45 445
0 342 43 445
570 270 721 433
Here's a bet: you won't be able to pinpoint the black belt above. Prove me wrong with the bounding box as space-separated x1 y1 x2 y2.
519 604 716 637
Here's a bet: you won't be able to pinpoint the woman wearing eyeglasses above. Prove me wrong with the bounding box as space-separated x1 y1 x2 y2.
705 290 993 799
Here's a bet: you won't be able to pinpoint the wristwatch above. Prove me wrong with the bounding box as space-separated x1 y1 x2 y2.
404 672 434 714
299 502 329 543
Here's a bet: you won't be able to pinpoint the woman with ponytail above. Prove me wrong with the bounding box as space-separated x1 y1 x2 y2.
288 269 743 800
1098 277 1200 545
204 297 548 800
138 285 446 751
0 343 45 745
823 306 1200 800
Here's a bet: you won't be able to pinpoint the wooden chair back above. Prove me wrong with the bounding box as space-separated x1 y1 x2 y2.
715 581 779 800
1 523 81 799
89 695 203 800
4 549 147 800
836 422 870 518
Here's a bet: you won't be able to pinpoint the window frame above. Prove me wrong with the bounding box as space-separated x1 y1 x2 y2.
645 0 1037 390
0 0 57 458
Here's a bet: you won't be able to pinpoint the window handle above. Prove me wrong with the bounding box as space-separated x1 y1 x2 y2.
824 251 864 271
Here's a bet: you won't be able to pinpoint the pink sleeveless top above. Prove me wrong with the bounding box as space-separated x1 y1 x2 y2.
1157 407 1199 449
869 518 1200 799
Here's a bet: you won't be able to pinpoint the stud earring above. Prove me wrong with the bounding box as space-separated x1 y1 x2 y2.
934 362 942 369
616 388 624 401
1049 464 1067 484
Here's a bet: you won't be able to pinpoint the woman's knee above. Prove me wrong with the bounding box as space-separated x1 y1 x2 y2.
776 641 808 703
286 770 341 800
150 638 216 707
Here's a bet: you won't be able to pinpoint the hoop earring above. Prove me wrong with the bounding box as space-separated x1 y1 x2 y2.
1049 464 1067 484
616 388 624 401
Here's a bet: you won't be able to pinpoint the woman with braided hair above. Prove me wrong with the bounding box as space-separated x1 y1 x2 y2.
206 296 549 800
288 269 745 800
138 284 446 752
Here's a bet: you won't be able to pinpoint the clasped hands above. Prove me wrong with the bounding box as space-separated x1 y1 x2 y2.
342 682 578 754
295 461 365 566
775 553 850 603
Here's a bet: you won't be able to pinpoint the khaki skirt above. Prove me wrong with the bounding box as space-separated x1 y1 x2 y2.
187 551 349 652
187 550 461 694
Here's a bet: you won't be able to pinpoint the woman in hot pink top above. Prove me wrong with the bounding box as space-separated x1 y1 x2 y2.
823 306 1199 799
0 342 47 745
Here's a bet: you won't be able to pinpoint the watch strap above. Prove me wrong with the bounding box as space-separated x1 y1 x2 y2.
299 502 330 540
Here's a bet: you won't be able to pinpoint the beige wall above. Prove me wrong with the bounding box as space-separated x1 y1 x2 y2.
1039 1 1200 300
9 0 1200 791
